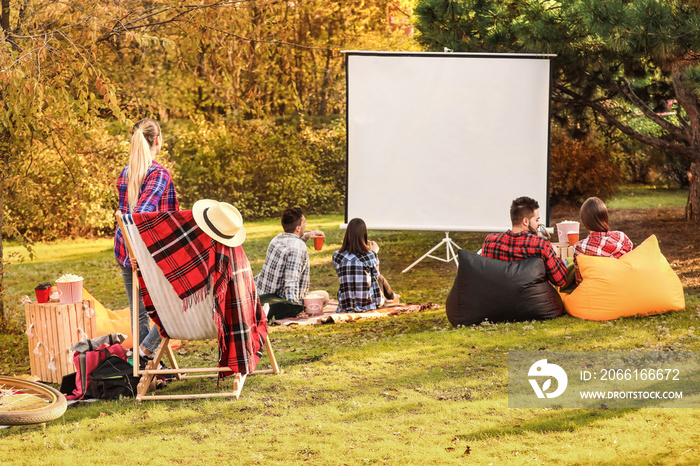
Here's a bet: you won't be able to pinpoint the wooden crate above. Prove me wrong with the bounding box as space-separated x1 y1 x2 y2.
552 242 574 260
25 300 97 384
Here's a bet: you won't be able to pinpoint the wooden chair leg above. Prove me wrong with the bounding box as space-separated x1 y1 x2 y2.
163 341 182 381
136 337 170 401
265 335 280 374
232 373 246 399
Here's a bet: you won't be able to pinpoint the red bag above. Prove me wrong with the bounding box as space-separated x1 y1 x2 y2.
67 333 127 400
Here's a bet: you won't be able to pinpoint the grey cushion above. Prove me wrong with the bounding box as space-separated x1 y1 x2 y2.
445 249 564 326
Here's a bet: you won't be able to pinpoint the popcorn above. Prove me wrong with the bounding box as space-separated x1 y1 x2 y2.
56 273 83 283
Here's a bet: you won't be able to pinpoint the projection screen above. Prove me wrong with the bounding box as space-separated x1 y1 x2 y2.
344 51 554 232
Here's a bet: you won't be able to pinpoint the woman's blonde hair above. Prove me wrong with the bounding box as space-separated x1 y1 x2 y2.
127 118 160 212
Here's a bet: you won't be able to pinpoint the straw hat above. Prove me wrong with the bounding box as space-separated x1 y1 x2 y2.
192 200 246 247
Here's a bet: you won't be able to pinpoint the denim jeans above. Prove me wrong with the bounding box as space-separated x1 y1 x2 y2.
121 265 162 353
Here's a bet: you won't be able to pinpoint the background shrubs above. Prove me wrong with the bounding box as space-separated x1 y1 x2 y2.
168 117 346 219
548 126 622 204
3 118 346 242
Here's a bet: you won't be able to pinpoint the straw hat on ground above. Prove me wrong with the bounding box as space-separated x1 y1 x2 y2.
192 199 246 247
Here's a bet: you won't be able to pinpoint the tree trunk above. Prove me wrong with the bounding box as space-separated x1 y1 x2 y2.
0 191 4 326
670 58 700 221
0 144 5 326
0 118 8 325
1 0 10 32
686 162 700 220
318 48 333 116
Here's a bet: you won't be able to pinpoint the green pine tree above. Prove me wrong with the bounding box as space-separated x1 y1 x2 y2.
415 0 700 219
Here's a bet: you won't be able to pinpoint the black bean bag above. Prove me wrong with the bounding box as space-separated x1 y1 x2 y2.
445 249 564 326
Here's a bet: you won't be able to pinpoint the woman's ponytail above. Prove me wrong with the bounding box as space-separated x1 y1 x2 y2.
127 119 160 212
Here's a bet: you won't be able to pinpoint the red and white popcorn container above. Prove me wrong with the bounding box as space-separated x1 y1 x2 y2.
55 274 84 304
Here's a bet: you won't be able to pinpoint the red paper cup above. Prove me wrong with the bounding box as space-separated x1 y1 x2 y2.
314 236 324 250
567 232 579 245
35 288 50 304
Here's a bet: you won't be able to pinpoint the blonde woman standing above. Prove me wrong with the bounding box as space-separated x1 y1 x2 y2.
113 118 179 369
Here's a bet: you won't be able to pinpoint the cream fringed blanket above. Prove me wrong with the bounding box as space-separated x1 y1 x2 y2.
273 300 440 326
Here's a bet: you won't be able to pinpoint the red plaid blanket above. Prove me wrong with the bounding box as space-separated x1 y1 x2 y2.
132 211 267 376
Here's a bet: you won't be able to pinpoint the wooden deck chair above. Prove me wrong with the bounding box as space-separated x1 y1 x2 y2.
115 211 279 402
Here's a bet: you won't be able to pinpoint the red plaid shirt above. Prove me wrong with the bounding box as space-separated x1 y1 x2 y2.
573 230 633 283
481 230 568 286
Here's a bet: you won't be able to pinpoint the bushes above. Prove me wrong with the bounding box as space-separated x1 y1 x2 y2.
549 127 622 204
167 117 346 219
4 124 122 241
3 117 345 241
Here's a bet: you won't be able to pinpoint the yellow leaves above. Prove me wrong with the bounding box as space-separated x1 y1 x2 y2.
95 77 105 95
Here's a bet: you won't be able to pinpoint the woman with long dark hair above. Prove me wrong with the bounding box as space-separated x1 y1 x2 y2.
572 197 633 284
332 218 399 312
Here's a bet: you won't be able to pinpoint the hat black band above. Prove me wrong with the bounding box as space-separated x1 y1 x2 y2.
202 207 235 239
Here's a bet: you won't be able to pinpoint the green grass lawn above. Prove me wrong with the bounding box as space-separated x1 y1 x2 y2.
1 185 699 465
607 184 689 210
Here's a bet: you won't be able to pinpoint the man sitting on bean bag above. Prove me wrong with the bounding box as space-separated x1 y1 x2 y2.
481 196 567 287
446 196 566 326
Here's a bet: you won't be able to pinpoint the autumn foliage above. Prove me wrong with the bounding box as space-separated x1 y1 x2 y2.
548 128 622 205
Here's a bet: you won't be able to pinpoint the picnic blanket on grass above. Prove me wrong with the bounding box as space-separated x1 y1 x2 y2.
273 300 440 325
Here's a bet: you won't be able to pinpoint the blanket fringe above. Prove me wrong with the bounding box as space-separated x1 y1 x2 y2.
182 286 208 313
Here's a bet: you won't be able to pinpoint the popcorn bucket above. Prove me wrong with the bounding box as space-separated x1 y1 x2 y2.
556 221 580 244
56 278 84 304
304 295 325 315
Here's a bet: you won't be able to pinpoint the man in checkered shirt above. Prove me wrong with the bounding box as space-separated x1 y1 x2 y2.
481 196 567 287
255 206 325 305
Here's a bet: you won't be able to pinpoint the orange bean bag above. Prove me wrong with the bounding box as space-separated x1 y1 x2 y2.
83 289 134 349
83 289 181 351
561 235 685 321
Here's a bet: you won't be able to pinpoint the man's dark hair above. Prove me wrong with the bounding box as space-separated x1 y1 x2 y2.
510 196 539 225
281 206 304 233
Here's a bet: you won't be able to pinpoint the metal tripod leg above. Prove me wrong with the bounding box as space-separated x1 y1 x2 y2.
401 232 462 273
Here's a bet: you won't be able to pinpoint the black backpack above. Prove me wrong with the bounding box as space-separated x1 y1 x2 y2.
88 355 140 400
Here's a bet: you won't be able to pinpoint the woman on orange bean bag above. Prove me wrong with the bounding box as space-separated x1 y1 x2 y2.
572 197 633 284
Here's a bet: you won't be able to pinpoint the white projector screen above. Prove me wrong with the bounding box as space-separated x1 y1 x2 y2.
345 51 554 232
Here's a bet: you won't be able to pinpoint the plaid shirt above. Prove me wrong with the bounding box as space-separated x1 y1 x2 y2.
332 249 381 313
114 162 179 268
481 230 568 286
132 210 267 375
573 230 633 283
255 233 310 304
